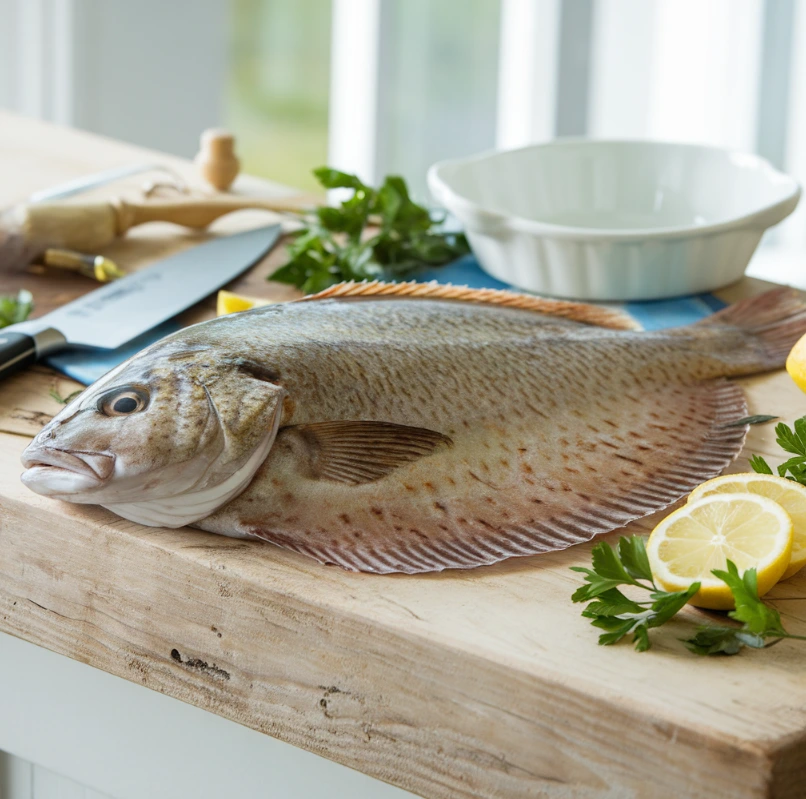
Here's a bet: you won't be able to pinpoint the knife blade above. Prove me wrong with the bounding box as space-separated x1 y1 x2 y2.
0 224 282 382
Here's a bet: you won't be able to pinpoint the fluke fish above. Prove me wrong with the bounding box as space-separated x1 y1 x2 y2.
20 282 806 574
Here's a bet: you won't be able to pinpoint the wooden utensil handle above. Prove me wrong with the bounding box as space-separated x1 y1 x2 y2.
113 196 307 233
16 196 308 257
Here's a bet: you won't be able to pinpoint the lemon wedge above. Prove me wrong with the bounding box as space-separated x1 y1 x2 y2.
787 333 806 393
689 473 806 580
216 290 274 316
647 493 793 609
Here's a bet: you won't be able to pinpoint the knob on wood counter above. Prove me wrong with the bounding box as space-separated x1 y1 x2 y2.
194 129 241 191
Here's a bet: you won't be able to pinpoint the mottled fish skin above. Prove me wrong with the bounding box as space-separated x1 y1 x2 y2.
19 283 806 573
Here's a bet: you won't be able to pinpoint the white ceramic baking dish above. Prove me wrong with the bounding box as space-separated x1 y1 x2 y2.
427 140 801 301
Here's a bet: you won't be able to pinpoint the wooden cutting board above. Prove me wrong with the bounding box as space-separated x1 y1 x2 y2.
1 112 806 799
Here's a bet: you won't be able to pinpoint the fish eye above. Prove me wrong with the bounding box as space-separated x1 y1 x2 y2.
98 386 150 417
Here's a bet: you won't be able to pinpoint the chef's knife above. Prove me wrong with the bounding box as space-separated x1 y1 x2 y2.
0 224 282 381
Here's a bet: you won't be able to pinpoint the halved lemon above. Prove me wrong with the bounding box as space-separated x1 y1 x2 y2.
786 333 806 393
689 473 806 580
216 290 275 316
647 493 793 610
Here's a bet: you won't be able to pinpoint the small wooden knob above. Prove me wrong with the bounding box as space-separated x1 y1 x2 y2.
195 128 241 191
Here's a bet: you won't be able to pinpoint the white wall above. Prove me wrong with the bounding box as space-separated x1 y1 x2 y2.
0 0 226 159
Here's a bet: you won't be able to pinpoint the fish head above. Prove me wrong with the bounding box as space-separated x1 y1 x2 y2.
20 341 285 525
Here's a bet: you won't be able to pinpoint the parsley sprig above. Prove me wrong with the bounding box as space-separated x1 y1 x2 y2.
269 168 470 294
573 536 806 655
571 537 699 652
750 415 806 484
0 289 32 328
48 388 83 405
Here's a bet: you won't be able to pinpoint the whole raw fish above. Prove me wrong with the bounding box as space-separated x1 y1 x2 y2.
20 282 806 573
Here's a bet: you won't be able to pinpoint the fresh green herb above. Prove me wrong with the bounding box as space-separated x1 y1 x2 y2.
49 388 83 405
0 289 33 328
571 536 700 652
269 168 470 294
573 538 806 655
724 414 779 428
749 415 806 484
684 561 806 655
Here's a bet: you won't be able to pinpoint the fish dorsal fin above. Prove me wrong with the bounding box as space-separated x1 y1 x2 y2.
288 420 452 485
296 280 639 331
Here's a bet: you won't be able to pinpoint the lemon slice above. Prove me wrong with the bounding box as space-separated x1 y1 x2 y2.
647 493 793 610
689 473 806 580
216 290 274 316
787 333 806 393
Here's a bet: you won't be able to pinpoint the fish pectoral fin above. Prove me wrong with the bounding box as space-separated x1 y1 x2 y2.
288 420 452 485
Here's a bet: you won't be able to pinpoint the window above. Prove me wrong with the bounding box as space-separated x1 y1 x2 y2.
2 0 804 280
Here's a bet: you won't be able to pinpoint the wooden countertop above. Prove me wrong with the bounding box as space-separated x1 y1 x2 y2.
1 112 806 799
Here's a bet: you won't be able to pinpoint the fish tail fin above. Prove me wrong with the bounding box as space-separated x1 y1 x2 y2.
691 287 806 374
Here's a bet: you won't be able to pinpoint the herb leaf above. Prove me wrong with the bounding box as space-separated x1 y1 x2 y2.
712 562 787 636
269 169 470 293
618 535 654 582
749 454 774 475
724 414 778 427
48 388 83 405
749 415 806 485
0 289 33 328
684 626 765 656
573 541 806 655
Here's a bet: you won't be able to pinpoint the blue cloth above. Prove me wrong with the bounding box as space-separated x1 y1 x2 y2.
418 254 726 331
45 255 726 386
45 320 182 386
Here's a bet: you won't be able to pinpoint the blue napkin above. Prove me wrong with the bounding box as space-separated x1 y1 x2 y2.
418 254 727 332
45 255 726 386
45 321 182 385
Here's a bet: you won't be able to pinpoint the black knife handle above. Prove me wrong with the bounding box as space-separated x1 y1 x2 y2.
0 331 38 381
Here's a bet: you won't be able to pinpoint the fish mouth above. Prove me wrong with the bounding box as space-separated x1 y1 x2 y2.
20 445 115 496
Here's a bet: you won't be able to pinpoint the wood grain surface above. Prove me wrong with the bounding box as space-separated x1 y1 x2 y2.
2 112 806 799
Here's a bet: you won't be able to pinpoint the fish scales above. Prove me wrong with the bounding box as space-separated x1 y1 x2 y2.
19 282 806 573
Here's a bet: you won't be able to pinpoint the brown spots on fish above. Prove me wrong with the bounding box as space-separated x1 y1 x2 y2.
521 463 534 474
339 513 351 524
614 453 643 465
423 481 436 491
370 506 384 517
282 395 297 420
434 501 448 513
